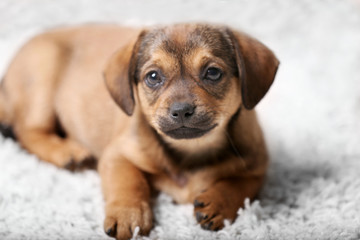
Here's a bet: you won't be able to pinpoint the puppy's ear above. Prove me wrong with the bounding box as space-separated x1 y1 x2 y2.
104 31 145 116
228 29 280 109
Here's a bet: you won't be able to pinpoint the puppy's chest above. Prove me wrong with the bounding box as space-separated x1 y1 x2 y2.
150 170 191 203
167 170 188 187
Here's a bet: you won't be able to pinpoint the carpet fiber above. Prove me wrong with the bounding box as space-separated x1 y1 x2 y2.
1 0 360 239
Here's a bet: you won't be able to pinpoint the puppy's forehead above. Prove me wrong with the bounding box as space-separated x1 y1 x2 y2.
138 24 235 64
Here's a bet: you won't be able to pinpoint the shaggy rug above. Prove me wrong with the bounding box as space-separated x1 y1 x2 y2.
1 0 360 239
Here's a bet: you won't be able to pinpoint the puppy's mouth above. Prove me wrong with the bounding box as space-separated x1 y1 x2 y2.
165 125 217 139
162 124 217 140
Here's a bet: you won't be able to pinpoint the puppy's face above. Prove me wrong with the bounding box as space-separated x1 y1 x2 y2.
105 24 279 151
136 25 241 145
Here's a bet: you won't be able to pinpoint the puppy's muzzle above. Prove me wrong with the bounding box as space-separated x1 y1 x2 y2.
158 102 217 140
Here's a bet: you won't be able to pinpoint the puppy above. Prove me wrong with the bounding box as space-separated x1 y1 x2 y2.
0 23 279 239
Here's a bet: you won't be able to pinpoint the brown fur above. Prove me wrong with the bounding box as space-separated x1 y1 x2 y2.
0 23 279 239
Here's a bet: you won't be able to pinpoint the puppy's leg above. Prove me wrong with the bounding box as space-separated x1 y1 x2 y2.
99 153 152 240
14 91 94 170
16 128 95 170
8 38 94 170
193 176 264 230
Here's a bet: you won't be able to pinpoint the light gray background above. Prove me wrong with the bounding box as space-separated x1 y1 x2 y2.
1 0 360 239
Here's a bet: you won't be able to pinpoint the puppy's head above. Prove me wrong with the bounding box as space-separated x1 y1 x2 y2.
105 24 279 152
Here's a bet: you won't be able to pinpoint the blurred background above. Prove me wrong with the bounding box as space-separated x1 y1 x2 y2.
0 0 360 239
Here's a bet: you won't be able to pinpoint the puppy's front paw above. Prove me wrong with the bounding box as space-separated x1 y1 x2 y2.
48 139 96 171
62 141 97 171
193 188 238 231
104 200 153 240
63 155 97 171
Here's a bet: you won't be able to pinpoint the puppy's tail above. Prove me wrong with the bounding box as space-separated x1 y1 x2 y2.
0 78 15 139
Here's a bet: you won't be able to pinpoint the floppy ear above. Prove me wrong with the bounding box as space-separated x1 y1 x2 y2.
104 31 144 116
227 29 280 109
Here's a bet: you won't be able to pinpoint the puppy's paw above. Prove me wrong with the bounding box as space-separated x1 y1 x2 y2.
193 188 237 231
104 200 153 240
63 155 97 171
61 140 97 171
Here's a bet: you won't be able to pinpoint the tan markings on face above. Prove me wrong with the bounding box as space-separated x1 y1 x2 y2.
137 49 180 129
169 48 241 153
184 47 241 130
140 51 179 79
136 26 242 153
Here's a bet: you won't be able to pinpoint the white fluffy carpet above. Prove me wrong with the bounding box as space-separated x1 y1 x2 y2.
1 0 360 239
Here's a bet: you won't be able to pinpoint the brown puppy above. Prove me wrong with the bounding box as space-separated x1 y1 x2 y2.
0 23 279 239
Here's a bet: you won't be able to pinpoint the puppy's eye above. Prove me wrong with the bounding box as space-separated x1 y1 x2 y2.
145 71 163 87
204 67 222 82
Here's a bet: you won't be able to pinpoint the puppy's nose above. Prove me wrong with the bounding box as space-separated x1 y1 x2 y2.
170 102 195 121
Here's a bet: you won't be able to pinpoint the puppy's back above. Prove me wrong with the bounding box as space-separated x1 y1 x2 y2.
0 25 140 155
